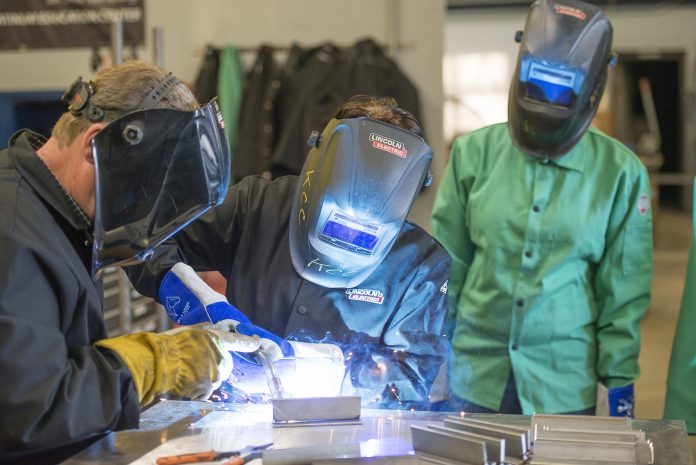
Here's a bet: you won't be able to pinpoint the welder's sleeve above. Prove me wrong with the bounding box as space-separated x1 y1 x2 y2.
431 139 477 319
126 179 248 299
345 251 452 410
0 241 140 454
594 168 653 389
94 326 259 406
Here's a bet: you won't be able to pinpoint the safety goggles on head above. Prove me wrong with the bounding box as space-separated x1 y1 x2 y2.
289 117 432 289
61 72 180 122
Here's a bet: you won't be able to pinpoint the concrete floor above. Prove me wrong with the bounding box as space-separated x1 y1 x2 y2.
635 207 695 461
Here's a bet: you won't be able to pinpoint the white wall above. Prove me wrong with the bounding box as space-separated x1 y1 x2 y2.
0 0 445 230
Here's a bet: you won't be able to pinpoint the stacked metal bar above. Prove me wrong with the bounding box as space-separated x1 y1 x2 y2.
530 414 654 465
410 416 530 464
409 414 654 465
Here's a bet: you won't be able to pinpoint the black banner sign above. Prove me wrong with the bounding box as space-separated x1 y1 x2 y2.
0 0 144 50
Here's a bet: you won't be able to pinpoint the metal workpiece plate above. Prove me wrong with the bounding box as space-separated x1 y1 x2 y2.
410 424 488 465
263 442 416 465
416 451 476 465
444 416 528 458
272 396 362 423
311 456 419 465
273 419 363 428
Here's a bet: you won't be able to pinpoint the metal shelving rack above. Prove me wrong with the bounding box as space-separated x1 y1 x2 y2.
102 268 170 337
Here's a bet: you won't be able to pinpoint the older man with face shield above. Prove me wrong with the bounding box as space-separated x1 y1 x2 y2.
432 0 653 416
0 61 261 465
128 95 452 410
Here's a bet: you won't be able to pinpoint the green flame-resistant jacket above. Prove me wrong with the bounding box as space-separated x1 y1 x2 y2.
664 179 696 432
432 123 653 414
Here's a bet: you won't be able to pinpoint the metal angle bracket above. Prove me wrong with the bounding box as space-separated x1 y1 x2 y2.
410 424 488 465
532 437 654 465
427 425 505 463
531 414 632 432
444 416 529 459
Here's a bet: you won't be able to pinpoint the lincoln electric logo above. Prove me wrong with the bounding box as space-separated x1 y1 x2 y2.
553 3 586 20
346 288 385 305
369 133 407 158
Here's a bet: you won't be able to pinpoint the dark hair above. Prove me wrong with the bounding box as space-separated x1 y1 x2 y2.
333 95 422 137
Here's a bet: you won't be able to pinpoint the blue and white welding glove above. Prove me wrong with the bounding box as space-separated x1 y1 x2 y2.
158 262 293 362
596 382 635 417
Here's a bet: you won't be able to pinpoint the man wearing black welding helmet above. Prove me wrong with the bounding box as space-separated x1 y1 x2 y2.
0 61 261 465
433 0 653 416
129 95 452 409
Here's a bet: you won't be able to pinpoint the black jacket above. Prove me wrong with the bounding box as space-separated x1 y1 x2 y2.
232 38 423 180
130 175 452 409
0 131 139 465
233 45 283 182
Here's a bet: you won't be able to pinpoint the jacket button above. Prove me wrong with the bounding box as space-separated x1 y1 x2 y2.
524 250 532 258
511 343 519 351
532 205 541 212
297 306 308 315
515 299 524 308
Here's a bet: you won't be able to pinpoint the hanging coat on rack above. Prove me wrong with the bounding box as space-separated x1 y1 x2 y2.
270 39 424 178
347 38 423 131
270 43 344 179
233 45 283 183
217 46 244 168
193 45 221 104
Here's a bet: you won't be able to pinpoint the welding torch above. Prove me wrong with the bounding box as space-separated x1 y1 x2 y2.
255 345 287 399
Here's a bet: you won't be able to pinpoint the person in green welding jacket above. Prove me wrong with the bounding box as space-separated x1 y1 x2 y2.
431 0 653 415
664 181 696 432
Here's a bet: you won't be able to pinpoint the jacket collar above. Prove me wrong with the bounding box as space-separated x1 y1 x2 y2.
8 130 93 235
523 141 586 173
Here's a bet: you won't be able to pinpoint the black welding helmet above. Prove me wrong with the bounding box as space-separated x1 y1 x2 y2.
289 117 432 289
508 0 615 158
91 99 230 277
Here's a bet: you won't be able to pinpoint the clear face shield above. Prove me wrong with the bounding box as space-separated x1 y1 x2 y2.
289 117 432 289
91 100 230 277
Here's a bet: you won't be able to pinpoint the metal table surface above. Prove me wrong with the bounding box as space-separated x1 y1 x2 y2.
60 400 694 465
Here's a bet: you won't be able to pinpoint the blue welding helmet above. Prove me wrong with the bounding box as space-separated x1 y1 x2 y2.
509 0 615 158
91 99 230 277
289 117 432 289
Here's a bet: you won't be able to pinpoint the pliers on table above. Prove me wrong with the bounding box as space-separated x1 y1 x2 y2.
156 442 272 465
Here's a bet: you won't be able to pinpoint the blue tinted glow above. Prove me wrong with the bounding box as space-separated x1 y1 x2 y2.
321 220 379 253
526 79 574 107
520 59 585 108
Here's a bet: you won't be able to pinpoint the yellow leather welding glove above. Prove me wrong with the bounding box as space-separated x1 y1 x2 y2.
95 326 260 405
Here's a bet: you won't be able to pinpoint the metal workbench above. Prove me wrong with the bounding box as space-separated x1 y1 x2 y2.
60 400 694 465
